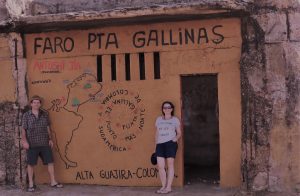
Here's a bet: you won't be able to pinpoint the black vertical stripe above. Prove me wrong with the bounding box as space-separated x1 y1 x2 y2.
111 54 116 81
139 53 145 80
154 52 160 79
97 55 102 82
125 53 131 81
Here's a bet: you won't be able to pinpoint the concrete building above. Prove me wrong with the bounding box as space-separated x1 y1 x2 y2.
0 0 299 194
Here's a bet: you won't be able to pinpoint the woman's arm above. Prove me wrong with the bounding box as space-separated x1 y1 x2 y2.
173 126 182 142
155 125 160 143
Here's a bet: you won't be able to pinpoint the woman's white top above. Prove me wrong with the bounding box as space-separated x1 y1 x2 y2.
155 116 180 144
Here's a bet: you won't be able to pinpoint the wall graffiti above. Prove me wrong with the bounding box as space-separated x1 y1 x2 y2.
47 73 102 168
44 73 146 168
25 18 243 186
75 168 159 181
73 167 180 181
131 25 224 48
31 79 51 85
33 60 81 72
34 37 75 54
98 89 146 152
32 25 225 55
99 167 158 180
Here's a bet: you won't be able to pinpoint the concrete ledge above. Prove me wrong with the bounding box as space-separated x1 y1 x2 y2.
14 6 244 33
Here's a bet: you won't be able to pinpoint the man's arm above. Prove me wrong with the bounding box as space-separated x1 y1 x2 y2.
21 128 29 149
47 126 54 148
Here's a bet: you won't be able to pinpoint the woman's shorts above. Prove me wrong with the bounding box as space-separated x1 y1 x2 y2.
27 146 54 166
155 140 178 158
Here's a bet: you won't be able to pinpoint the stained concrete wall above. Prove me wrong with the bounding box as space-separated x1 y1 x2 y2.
0 103 21 185
0 35 15 102
0 0 299 194
8 0 249 16
0 33 27 186
0 1 25 184
240 3 300 192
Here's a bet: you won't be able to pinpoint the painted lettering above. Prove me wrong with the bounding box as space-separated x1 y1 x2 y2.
99 89 145 151
98 168 158 180
136 168 158 178
33 60 81 72
34 37 74 54
134 94 141 103
99 126 126 152
31 79 51 85
54 37 64 52
105 106 112 114
75 170 94 180
132 31 146 48
101 89 128 105
88 33 118 50
161 30 169 46
34 37 43 54
122 116 137 130
169 29 178 45
99 169 133 180
125 134 136 141
198 28 209 44
147 30 158 46
212 25 224 44
132 26 225 48
112 99 135 110
185 29 194 44
106 33 119 49
106 121 117 139
139 109 146 131
43 37 53 53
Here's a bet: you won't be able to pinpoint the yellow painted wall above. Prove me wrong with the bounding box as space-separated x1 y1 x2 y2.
25 18 241 187
0 36 15 102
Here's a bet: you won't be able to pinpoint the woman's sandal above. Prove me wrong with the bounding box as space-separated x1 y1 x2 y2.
51 183 63 188
160 189 172 194
156 188 165 194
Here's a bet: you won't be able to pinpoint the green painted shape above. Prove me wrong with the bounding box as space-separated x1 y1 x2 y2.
72 97 80 106
84 83 92 89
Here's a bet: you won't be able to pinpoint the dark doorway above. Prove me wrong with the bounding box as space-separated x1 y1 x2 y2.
181 75 220 184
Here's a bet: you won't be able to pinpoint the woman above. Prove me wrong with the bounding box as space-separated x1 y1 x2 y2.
155 101 182 194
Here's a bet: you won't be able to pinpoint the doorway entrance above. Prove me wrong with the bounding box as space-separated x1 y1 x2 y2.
181 75 220 184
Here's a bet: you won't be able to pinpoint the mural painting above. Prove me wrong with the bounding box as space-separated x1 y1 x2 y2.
26 55 181 185
25 18 241 186
48 73 102 168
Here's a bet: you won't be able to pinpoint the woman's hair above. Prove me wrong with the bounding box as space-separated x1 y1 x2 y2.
161 101 175 116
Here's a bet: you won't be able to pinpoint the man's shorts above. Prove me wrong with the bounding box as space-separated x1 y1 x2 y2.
155 140 178 158
27 146 54 166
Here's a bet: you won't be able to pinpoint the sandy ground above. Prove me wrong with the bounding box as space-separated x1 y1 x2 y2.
0 182 298 196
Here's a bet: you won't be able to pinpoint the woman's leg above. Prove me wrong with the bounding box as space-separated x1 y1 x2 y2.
165 157 175 192
157 157 166 192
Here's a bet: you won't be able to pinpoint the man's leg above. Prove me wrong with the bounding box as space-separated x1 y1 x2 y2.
42 147 63 187
47 163 57 185
27 148 38 189
47 163 63 187
27 165 34 188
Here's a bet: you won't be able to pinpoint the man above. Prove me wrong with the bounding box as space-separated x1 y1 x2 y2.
21 95 63 192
